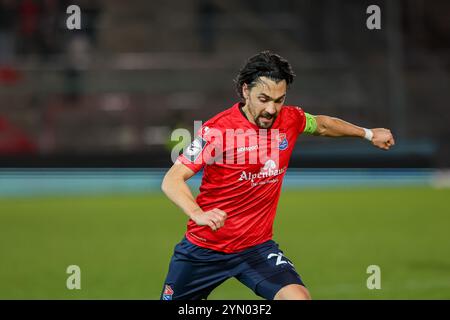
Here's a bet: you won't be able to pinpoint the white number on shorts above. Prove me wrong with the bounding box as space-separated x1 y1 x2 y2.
267 252 294 267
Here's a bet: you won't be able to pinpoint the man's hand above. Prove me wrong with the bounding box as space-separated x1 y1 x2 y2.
191 208 227 231
371 128 395 150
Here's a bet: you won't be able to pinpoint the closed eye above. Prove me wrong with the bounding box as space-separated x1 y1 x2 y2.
258 94 285 103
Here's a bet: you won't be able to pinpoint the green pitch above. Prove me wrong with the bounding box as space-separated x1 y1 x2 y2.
1 187 449 299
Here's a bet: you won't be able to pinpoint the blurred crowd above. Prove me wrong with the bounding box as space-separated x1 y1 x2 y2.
0 0 101 64
0 0 102 154
0 0 449 166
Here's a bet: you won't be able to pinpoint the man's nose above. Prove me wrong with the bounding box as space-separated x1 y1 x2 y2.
265 103 277 115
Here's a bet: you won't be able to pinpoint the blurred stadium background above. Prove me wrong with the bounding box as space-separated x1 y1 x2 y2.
0 0 449 299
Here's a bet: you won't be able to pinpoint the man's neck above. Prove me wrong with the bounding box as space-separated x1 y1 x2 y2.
240 103 256 125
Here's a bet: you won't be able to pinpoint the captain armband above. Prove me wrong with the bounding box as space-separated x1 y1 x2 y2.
303 112 317 134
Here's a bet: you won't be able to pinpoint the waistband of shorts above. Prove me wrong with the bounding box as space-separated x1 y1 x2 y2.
182 235 276 255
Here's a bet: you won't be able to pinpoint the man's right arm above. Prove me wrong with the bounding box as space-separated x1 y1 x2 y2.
161 160 227 231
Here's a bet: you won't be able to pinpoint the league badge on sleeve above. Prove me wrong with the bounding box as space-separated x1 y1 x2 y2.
184 136 207 162
277 133 288 151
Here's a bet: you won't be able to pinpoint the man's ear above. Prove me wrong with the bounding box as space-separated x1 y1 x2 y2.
242 83 249 99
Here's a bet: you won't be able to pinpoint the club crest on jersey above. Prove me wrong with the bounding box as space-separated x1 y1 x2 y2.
277 133 288 150
162 284 174 300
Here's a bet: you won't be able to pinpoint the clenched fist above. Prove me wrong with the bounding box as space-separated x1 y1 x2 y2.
191 208 228 231
371 128 395 150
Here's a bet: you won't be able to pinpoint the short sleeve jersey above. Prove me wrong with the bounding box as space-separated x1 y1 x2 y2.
177 102 307 253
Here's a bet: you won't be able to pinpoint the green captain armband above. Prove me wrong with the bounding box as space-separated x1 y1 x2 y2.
303 112 317 134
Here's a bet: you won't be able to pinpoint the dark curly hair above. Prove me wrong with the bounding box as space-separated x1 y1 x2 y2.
234 51 295 99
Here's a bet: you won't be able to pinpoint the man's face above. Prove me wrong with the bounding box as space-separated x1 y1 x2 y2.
243 76 287 129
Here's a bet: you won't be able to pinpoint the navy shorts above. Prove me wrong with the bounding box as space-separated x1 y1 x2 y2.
160 237 305 300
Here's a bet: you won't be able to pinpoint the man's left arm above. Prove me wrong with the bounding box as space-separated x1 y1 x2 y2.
304 113 395 150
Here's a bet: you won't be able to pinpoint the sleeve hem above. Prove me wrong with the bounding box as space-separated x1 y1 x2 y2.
295 106 307 134
177 154 202 174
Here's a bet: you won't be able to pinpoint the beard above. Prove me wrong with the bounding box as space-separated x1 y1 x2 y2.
255 110 277 129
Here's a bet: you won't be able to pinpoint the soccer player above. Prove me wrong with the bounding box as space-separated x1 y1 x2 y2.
160 51 395 300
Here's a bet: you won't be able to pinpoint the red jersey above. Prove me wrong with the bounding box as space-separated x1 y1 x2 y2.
177 102 306 253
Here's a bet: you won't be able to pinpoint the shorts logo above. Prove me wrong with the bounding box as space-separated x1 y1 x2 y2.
162 284 174 300
184 136 207 162
267 252 294 267
277 133 288 150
